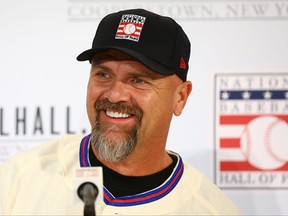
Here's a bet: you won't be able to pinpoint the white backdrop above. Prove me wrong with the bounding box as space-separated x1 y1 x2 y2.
1 0 288 215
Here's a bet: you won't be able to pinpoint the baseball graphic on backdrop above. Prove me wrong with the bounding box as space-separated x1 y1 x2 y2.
240 116 288 170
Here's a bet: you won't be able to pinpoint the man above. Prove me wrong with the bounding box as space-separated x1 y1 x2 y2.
0 9 241 215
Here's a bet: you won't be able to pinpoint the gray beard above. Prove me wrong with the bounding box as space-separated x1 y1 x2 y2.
91 122 140 162
90 99 143 162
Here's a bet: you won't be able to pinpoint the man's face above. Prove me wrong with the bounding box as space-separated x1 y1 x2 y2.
86 50 188 162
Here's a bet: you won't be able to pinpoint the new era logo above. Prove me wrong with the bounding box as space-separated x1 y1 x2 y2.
115 14 146 42
180 57 187 69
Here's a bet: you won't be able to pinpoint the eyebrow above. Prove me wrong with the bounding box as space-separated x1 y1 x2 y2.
90 63 110 72
91 59 165 80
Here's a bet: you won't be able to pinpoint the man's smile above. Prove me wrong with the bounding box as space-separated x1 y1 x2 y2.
106 110 131 118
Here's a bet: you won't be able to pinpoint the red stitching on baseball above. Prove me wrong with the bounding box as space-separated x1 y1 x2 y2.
264 118 286 163
241 125 251 160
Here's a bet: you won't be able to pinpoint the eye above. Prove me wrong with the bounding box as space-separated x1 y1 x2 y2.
133 78 146 84
95 71 110 79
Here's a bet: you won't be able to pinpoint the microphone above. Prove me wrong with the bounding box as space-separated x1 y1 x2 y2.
77 182 99 216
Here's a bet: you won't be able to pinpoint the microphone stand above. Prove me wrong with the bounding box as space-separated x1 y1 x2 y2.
77 182 99 216
84 203 96 216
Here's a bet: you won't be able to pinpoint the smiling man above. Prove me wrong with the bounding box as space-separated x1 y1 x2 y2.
86 50 188 176
0 9 241 215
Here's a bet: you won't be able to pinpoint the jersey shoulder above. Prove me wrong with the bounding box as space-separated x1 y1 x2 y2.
180 161 242 215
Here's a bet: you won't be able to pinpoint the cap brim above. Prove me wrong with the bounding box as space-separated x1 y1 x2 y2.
77 46 175 77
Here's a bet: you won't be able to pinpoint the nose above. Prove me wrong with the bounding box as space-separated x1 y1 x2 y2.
103 80 131 103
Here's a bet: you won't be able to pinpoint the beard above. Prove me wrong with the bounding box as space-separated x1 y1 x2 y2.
90 99 143 162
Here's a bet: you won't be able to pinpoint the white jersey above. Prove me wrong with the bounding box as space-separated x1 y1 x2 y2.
0 135 241 215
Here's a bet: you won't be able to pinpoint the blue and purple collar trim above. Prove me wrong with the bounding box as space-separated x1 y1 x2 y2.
79 134 184 206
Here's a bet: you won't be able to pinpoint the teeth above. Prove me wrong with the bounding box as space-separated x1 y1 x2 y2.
106 110 130 118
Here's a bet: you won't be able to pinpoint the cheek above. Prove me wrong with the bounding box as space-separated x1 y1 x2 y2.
86 95 95 126
140 92 174 124
86 83 100 126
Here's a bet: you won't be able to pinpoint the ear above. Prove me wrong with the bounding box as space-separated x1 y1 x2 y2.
173 81 192 116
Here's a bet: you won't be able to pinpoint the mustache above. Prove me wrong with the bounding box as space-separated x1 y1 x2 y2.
94 99 143 121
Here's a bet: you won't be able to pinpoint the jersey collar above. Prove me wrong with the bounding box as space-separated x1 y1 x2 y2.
79 134 184 206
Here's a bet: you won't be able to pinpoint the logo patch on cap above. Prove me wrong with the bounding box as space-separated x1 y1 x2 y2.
115 14 146 42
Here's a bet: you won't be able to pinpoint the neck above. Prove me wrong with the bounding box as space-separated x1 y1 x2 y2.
91 144 172 176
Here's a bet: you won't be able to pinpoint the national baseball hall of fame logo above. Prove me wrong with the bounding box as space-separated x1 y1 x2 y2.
214 73 288 189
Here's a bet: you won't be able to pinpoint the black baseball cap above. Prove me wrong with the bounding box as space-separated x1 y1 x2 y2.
77 8 191 81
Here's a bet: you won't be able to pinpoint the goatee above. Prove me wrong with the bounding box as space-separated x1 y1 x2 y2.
90 99 143 162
